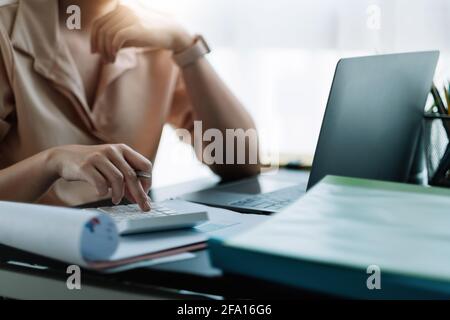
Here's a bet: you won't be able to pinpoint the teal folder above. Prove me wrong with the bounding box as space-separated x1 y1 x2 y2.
209 176 450 299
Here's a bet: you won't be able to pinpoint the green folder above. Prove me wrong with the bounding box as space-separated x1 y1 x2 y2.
209 176 450 299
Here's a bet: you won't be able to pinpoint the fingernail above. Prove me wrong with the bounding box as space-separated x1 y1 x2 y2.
143 200 151 212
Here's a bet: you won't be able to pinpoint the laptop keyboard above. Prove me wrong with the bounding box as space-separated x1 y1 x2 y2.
228 186 306 211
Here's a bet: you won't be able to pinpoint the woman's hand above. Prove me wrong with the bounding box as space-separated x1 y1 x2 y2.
47 144 153 211
91 5 193 63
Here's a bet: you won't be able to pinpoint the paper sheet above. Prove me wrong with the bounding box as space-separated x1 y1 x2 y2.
0 201 118 266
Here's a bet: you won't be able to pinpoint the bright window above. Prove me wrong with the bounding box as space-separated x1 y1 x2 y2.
123 0 450 186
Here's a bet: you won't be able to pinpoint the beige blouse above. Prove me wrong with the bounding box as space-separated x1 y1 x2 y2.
0 0 194 206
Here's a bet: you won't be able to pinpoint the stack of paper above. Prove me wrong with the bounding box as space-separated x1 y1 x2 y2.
210 176 450 298
0 201 119 268
0 200 268 271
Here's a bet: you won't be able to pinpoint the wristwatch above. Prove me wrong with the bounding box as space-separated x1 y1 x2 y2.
173 35 211 68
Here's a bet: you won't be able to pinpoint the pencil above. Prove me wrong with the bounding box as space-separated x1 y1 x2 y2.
136 171 152 179
431 84 450 139
431 84 447 115
447 84 450 115
445 85 450 115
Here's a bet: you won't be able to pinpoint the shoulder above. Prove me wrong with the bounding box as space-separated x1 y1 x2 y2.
0 0 18 35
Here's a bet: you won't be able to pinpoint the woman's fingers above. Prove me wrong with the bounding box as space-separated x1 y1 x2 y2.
92 8 135 63
110 27 135 62
91 9 120 54
99 17 126 62
76 144 153 211
107 145 151 211
122 145 153 196
80 165 109 197
121 145 153 180
105 21 132 62
124 180 151 208
54 144 153 210
94 159 125 205
123 167 151 212
139 176 152 194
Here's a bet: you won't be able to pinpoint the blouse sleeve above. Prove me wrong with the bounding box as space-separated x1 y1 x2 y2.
0 53 14 142
0 20 15 143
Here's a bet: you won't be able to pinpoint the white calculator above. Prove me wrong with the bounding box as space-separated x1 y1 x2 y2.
97 200 208 235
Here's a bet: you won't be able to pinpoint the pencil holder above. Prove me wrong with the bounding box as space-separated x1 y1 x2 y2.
423 113 450 187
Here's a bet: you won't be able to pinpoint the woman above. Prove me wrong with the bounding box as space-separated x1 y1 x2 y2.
0 0 260 211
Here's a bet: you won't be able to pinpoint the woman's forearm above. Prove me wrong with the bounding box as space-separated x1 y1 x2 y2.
0 150 59 203
182 58 256 132
181 58 261 179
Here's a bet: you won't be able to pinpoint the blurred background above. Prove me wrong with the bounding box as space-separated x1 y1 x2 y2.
123 0 450 187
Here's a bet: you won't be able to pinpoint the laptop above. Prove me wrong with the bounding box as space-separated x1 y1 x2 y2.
181 51 440 214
